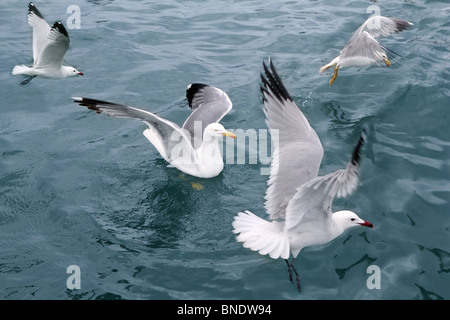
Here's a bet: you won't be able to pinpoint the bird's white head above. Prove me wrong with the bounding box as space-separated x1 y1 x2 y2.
203 123 236 141
62 66 84 77
333 210 373 233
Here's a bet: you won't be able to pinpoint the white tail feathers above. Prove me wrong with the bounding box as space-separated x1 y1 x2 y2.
319 57 339 73
12 65 31 75
319 64 331 73
232 210 290 259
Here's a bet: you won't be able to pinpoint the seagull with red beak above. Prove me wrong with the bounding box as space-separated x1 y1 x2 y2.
12 3 83 85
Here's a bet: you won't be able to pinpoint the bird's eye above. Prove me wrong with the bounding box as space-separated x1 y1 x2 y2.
351 218 356 221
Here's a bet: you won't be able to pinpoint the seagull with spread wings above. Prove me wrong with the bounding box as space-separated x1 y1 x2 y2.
12 3 83 85
232 60 373 292
73 83 236 178
320 16 413 86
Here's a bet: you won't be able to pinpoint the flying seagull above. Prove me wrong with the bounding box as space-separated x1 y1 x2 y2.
12 2 83 85
232 60 373 292
319 16 413 86
73 83 236 178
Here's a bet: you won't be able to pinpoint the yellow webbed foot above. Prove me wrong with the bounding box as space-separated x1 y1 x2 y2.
191 182 204 191
178 173 204 190
329 66 339 86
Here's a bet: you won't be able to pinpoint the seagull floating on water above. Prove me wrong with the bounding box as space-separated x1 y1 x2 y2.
232 60 373 292
73 83 236 178
319 16 413 86
12 2 83 85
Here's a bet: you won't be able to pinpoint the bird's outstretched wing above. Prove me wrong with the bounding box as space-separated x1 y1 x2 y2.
34 21 70 68
182 84 232 149
357 16 413 39
72 97 193 162
284 129 367 232
260 59 324 220
27 2 51 65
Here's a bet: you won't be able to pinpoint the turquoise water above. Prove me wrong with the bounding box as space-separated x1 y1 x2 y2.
0 0 449 300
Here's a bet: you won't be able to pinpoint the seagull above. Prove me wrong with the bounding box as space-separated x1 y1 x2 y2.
232 59 373 292
72 83 236 178
12 2 83 85
319 16 413 86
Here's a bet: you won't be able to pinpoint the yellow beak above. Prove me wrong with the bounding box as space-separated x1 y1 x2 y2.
222 131 236 139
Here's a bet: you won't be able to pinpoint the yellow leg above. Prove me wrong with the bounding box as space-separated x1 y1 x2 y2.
329 66 339 86
384 59 391 67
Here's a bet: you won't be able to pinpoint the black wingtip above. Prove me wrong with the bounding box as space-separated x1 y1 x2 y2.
28 2 44 19
260 58 293 103
73 96 92 107
351 128 368 166
52 21 69 37
392 18 414 33
186 83 209 109
72 97 106 113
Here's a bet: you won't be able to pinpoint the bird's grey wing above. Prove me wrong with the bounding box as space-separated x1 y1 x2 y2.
182 84 232 149
340 16 413 61
358 16 413 38
284 129 367 232
340 30 385 61
27 3 51 65
72 97 193 162
261 59 324 221
34 22 70 68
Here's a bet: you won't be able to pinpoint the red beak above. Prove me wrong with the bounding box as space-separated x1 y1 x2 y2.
359 221 374 228
78 72 84 76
